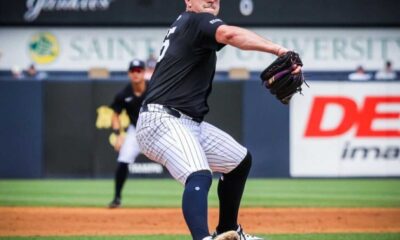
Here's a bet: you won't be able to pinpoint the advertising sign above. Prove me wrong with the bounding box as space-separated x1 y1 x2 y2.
290 82 400 177
1 28 399 71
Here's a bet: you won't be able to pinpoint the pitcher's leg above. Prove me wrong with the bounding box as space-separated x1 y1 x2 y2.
137 112 212 239
183 170 212 240
200 122 247 174
217 152 251 233
161 120 212 240
199 122 250 233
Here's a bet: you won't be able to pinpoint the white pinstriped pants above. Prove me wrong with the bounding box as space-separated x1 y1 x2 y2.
136 104 248 184
117 125 141 164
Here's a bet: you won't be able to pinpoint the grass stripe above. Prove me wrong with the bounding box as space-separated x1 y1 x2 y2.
0 179 399 208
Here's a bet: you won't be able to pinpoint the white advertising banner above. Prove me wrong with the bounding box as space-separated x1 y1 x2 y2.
0 28 399 71
290 82 400 177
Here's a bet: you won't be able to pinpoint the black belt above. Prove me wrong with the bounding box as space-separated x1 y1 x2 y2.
141 104 203 123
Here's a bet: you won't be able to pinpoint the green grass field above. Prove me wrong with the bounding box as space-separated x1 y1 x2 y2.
1 233 400 240
1 179 399 208
1 179 399 240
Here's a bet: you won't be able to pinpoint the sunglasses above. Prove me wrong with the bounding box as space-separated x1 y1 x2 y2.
129 68 144 73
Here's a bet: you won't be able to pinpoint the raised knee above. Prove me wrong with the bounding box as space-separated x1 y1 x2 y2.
185 170 212 187
225 151 252 177
242 151 252 170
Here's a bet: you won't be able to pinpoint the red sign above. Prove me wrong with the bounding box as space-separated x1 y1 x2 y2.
305 96 400 138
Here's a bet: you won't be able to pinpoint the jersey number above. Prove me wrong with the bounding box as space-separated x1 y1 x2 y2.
157 26 177 62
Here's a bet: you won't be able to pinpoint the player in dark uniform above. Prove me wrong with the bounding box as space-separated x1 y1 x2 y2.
108 59 148 208
136 0 301 239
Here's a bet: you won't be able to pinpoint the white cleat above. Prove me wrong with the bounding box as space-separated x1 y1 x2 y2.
236 225 264 240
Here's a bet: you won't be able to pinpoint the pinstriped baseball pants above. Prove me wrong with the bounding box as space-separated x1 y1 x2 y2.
136 104 248 184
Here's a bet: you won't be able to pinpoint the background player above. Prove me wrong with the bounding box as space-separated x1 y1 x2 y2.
136 0 302 239
108 59 148 208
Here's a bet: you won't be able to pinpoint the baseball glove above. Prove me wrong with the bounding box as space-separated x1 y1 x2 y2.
260 51 306 104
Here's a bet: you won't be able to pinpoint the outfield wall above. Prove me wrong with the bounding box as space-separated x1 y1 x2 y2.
0 81 43 178
0 80 398 178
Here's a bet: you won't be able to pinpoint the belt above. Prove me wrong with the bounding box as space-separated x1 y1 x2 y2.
141 104 203 123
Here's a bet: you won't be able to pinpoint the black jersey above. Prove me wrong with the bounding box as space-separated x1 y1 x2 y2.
144 11 225 120
110 82 148 127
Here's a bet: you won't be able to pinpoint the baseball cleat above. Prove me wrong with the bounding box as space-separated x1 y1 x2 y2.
213 230 240 240
236 225 263 240
108 198 121 208
213 226 263 240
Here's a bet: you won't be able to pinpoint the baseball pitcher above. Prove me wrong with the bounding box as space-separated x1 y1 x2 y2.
136 0 304 239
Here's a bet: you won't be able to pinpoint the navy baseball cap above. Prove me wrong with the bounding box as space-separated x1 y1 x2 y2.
128 59 145 71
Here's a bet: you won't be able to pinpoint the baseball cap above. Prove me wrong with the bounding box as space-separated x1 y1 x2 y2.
128 59 145 71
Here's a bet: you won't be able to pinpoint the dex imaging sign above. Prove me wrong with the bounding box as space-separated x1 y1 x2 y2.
290 82 400 177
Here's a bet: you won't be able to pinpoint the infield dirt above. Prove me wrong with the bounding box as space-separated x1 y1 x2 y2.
1 207 399 236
